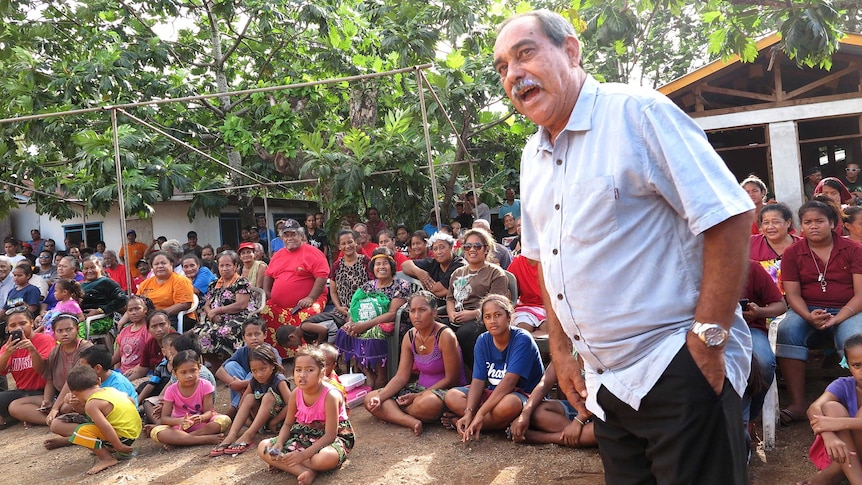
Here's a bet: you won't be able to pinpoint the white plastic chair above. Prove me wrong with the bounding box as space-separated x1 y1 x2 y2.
761 312 785 451
84 313 111 347
177 294 199 334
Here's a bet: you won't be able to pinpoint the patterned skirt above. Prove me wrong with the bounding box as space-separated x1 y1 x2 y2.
193 313 248 358
334 328 388 369
260 294 327 358
269 419 355 465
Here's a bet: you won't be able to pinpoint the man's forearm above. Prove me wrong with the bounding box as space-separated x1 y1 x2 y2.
694 211 753 329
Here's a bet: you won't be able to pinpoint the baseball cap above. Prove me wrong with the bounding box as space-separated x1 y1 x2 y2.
238 241 256 252
21 242 32 249
127 230 137 236
281 219 301 232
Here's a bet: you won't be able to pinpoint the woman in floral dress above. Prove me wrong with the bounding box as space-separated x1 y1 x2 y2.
194 251 253 363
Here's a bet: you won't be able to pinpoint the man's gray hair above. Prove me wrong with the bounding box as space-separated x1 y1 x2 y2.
498 9 576 47
0 256 11 269
103 249 118 258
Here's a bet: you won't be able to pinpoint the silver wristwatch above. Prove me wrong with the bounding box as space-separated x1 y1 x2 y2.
690 321 729 348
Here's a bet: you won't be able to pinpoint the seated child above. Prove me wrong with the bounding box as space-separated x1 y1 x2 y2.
509 361 596 448
212 345 291 457
275 324 304 355
214 316 281 417
112 295 153 380
149 350 231 448
319 343 346 403
133 309 173 396
65 365 141 475
258 345 355 484
35 278 84 335
79 346 139 405
801 334 862 485
144 334 218 425
443 295 544 441
138 333 180 424
506 255 547 337
43 345 138 450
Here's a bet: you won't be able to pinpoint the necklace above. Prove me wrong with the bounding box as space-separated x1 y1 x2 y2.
415 328 434 353
808 243 830 293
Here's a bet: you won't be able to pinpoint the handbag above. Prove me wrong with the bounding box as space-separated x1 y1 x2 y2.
348 287 394 335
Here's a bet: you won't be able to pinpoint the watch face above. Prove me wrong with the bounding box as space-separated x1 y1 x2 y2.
703 327 727 346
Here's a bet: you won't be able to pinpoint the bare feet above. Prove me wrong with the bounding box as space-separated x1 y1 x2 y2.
297 469 318 485
440 412 457 430
412 419 423 436
796 464 843 485
142 424 156 436
86 457 118 475
267 465 281 474
44 436 71 450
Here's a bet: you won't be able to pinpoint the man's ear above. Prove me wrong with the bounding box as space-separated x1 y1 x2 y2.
563 35 581 68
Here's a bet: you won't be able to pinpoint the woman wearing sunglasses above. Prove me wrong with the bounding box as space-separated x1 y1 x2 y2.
446 228 509 371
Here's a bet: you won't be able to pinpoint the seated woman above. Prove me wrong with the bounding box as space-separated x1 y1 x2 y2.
136 252 194 328
443 294 544 441
363 291 465 435
0 308 55 429
749 203 800 291
334 247 411 389
408 231 430 261
506 254 546 337
194 251 252 364
8 315 92 436
845 206 862 246
741 175 768 236
80 256 128 341
814 177 854 207
776 200 862 425
181 254 216 301
301 230 371 344
509 361 596 448
740 260 786 437
238 242 267 290
447 228 509 370
401 232 465 309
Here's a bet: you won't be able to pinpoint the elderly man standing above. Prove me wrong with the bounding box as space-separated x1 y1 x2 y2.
260 219 329 358
494 10 754 483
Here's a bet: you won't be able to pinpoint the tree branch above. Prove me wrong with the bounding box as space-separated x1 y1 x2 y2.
222 14 254 62
469 111 517 138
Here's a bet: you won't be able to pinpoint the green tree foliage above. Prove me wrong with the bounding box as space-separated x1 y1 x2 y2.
0 0 856 229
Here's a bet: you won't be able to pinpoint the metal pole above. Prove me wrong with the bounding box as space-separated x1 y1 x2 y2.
469 161 478 214
111 108 133 291
263 188 271 258
416 68 440 228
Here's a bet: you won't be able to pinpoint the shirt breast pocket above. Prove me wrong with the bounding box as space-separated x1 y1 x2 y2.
566 176 619 245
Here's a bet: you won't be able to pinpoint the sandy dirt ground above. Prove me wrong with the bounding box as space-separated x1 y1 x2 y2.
0 375 831 485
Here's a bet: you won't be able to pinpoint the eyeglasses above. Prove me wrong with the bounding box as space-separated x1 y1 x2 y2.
462 243 485 250
847 168 860 172
4 306 31 317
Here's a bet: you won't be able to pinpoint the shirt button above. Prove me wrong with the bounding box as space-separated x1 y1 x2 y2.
556 159 563 166
552 249 558 255
554 203 560 210
557 294 563 300
597 369 604 375
574 335 580 340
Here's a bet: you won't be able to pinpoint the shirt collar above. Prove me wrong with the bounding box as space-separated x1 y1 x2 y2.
535 75 599 152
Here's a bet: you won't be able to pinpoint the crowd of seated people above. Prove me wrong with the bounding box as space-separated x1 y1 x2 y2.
0 198 609 481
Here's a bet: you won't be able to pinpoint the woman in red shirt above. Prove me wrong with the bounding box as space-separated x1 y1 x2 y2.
776 200 862 425
0 308 56 428
749 203 800 291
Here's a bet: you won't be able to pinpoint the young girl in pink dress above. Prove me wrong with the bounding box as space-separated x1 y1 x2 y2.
36 279 84 335
258 345 355 484
148 350 231 448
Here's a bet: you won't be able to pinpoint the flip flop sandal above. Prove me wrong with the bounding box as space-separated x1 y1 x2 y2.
779 408 805 426
210 444 230 457
225 442 254 455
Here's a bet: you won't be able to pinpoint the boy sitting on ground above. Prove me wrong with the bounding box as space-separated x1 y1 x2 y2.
65 365 141 475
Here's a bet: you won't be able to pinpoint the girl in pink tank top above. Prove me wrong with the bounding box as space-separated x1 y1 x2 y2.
258 346 354 483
